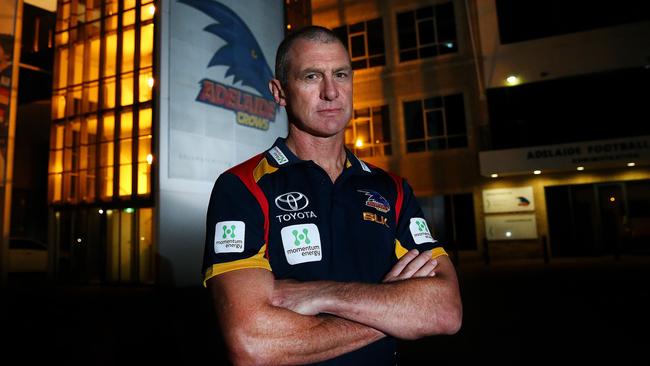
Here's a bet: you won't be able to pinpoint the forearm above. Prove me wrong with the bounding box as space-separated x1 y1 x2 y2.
316 276 461 339
273 257 462 340
220 304 384 365
210 271 384 366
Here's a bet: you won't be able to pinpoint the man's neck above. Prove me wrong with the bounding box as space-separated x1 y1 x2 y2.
285 125 347 183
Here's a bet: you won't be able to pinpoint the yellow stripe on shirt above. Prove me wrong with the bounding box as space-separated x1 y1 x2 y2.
253 157 279 182
395 239 448 259
203 244 271 287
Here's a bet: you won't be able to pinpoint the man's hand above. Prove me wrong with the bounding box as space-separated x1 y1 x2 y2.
383 249 438 283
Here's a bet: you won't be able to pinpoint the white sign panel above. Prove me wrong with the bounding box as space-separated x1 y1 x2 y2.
479 136 650 177
485 214 538 241
483 186 535 213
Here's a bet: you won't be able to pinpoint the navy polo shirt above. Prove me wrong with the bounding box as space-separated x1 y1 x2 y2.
203 138 447 366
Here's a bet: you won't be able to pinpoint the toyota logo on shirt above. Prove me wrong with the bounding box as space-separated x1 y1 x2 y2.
275 192 310 212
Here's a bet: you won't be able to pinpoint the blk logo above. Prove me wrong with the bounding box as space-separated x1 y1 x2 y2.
275 192 310 212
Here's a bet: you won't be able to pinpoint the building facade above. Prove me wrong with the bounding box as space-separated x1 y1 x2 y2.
48 0 287 285
310 0 650 263
47 0 650 286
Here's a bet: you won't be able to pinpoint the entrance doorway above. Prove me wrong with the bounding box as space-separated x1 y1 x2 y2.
52 207 154 283
545 180 650 257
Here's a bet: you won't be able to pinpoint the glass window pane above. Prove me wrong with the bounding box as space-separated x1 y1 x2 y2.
141 4 155 22
100 167 113 199
102 113 114 141
366 18 384 56
104 33 117 77
426 110 445 137
122 28 135 73
120 139 132 164
400 49 418 62
82 169 96 201
138 208 154 281
120 110 133 139
105 15 117 32
103 77 116 109
139 69 153 102
53 92 66 119
350 34 365 58
119 164 132 196
447 136 468 148
123 9 135 26
418 19 435 45
403 100 424 140
50 173 63 202
444 94 466 135
56 47 68 89
137 163 151 195
73 42 84 85
68 85 82 116
419 45 438 58
86 0 101 21
140 23 154 68
397 11 417 50
416 6 434 20
52 150 63 173
124 0 136 10
54 124 64 149
83 81 98 112
138 136 151 162
100 142 114 167
121 73 134 106
436 2 457 41
86 117 97 144
86 144 96 170
88 37 100 81
139 108 152 136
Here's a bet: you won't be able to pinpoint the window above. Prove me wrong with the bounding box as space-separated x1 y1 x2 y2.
403 93 467 152
418 193 477 251
397 2 457 62
333 18 385 70
50 0 156 204
345 106 391 157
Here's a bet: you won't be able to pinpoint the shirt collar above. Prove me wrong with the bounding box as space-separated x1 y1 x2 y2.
266 137 374 174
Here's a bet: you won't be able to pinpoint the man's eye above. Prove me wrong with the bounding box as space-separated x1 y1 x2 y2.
305 74 318 80
335 72 349 79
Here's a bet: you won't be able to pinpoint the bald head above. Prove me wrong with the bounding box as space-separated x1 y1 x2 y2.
275 25 349 86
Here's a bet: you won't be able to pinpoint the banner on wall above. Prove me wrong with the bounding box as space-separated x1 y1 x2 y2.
483 186 535 213
169 0 287 182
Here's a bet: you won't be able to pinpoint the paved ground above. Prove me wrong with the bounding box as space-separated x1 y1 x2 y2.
2 256 649 365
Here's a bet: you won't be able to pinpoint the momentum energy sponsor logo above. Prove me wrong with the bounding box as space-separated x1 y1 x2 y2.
409 218 436 245
214 220 245 253
281 224 322 265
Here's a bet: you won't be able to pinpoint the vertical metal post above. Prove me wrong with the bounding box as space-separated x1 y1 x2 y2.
0 0 22 287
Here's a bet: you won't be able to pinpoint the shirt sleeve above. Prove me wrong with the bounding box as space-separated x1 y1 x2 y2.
202 172 270 286
394 179 448 260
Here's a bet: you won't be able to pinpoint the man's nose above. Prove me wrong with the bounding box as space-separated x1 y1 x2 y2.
320 76 339 101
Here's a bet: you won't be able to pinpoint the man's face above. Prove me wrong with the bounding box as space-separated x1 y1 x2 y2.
279 38 353 138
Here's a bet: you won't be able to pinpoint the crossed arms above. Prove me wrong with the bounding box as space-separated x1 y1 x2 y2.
207 249 462 366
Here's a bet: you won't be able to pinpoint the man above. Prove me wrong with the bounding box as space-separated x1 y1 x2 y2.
202 26 462 365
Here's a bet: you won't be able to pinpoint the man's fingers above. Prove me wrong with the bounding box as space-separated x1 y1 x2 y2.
397 250 434 279
412 259 438 278
383 249 419 282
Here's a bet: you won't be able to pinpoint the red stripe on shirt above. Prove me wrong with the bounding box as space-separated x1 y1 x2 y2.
228 153 271 260
387 172 404 225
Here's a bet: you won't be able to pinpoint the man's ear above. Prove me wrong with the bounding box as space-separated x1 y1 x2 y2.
268 79 287 106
